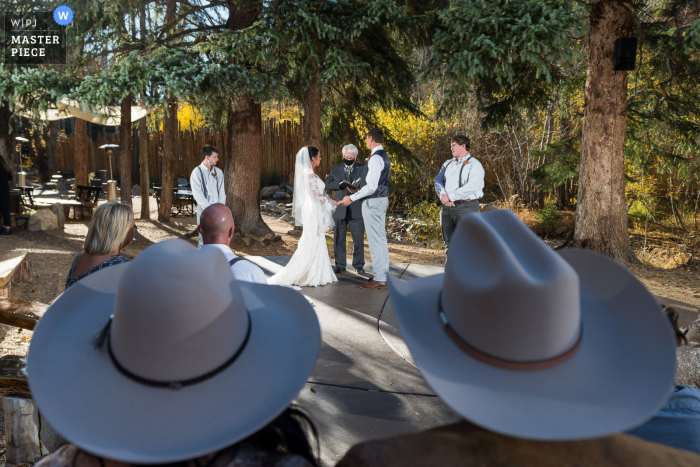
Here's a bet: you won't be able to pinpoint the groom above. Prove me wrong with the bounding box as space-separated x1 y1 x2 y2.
340 129 391 289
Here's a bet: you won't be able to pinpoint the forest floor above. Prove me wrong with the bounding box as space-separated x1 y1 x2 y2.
0 198 698 465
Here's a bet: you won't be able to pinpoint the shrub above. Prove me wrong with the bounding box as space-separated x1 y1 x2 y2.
406 201 444 249
536 203 561 234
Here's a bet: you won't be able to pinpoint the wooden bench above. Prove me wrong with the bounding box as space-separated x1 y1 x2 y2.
0 250 32 299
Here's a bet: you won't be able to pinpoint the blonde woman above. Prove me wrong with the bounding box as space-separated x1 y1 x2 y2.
65 202 135 289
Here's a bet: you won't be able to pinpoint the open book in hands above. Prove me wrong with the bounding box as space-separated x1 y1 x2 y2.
338 177 362 191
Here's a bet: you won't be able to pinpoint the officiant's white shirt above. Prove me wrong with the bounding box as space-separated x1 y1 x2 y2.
350 145 384 202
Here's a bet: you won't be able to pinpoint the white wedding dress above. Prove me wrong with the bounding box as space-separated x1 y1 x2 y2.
269 148 338 287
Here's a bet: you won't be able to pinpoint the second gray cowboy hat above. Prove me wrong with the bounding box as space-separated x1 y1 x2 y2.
388 209 677 440
27 239 321 463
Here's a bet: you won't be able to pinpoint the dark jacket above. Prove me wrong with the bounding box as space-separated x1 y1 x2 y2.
325 162 365 220
0 163 11 213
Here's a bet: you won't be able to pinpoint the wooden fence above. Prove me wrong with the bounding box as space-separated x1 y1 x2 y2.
56 119 342 184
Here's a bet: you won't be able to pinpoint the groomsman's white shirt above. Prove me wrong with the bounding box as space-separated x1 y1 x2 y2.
438 153 485 201
350 145 385 201
200 244 268 284
190 162 226 210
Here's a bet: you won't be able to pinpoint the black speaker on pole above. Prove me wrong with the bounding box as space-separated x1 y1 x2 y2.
614 37 637 71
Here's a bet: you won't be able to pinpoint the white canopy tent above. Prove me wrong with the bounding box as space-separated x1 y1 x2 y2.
17 98 155 125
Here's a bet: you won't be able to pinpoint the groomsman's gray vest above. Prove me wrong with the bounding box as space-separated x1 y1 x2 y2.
360 149 391 199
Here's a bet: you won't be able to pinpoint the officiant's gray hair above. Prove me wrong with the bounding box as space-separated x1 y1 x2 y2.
342 144 359 158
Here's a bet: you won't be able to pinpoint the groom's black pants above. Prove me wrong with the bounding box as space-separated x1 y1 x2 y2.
334 212 365 270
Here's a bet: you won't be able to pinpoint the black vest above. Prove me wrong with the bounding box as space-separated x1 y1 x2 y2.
361 149 391 199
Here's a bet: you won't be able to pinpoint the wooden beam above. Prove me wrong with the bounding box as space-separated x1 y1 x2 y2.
0 250 27 287
0 299 46 330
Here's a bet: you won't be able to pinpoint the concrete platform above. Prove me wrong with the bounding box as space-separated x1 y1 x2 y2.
246 256 699 466
246 257 459 466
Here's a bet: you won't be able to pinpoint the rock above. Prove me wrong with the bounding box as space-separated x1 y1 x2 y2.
131 185 141 196
555 226 567 236
287 230 302 237
259 205 268 212
272 234 282 242
27 209 58 231
273 191 289 200
244 233 257 239
263 233 275 241
257 236 271 246
480 202 499 213
242 237 254 247
285 185 294 194
49 203 65 229
280 214 292 222
260 186 279 198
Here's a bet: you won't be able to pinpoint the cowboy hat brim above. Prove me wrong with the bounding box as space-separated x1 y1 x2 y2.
388 248 677 440
27 262 321 463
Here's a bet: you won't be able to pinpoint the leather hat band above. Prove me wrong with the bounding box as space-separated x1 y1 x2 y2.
438 306 582 371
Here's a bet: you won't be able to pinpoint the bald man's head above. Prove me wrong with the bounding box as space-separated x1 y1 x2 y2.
198 203 235 244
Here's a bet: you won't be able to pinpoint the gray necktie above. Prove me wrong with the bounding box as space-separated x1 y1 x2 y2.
345 166 351 181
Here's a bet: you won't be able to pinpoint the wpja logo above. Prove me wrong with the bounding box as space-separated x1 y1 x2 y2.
53 5 73 26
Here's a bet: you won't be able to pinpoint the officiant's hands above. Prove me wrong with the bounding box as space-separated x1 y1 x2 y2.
340 196 353 206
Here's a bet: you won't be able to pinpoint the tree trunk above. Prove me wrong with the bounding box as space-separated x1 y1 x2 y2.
119 95 133 205
47 121 58 176
158 0 177 223
73 118 90 187
574 0 636 263
303 60 322 147
224 0 271 236
139 101 150 220
158 99 177 223
226 95 271 235
31 130 49 183
138 5 149 219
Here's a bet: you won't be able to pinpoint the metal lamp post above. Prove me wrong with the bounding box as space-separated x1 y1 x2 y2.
99 144 120 201
15 136 29 187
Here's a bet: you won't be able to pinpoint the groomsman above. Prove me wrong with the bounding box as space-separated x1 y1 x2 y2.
191 145 226 248
325 144 366 274
434 135 485 250
341 129 391 289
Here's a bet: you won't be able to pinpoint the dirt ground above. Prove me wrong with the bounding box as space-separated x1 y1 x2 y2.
0 198 699 465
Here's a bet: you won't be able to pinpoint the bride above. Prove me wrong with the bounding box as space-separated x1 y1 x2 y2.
269 146 341 287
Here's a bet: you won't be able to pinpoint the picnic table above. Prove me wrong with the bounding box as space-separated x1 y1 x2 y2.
17 186 37 209
154 187 196 217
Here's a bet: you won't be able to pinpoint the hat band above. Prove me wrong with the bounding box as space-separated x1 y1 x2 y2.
438 307 582 371
104 312 252 390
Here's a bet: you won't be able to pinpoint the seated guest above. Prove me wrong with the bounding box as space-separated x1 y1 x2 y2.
65 201 135 289
198 203 267 284
338 210 700 467
626 307 700 454
675 313 700 389
30 239 321 467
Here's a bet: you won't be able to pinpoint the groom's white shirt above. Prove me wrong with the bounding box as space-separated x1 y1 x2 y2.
350 145 385 202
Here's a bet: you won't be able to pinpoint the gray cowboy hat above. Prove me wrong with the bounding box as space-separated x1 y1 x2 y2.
27 239 321 463
388 209 677 440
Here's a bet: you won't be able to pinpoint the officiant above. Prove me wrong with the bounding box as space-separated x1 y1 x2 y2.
325 144 366 274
